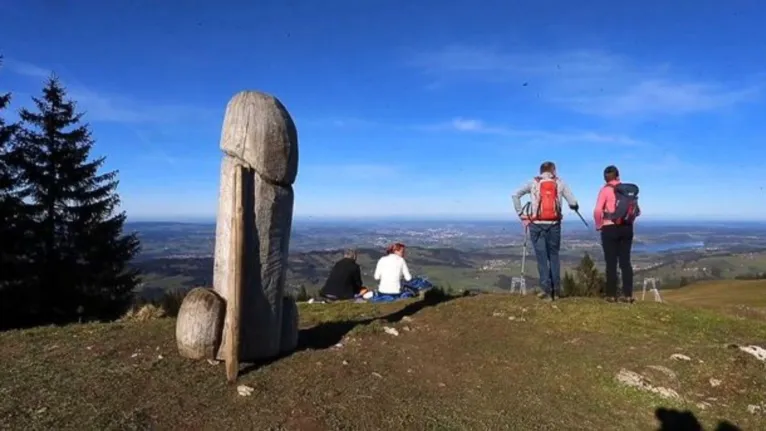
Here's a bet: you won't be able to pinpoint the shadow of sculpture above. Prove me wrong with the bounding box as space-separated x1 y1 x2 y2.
654 407 741 431
239 288 466 376
299 288 459 350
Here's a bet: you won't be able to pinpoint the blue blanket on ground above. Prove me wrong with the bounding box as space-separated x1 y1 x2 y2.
366 277 434 303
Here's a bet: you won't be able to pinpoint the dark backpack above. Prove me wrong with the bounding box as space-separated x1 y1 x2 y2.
605 183 640 225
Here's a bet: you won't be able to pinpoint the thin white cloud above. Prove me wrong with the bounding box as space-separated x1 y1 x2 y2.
300 117 379 128
68 87 214 124
4 59 214 167
451 118 482 131
421 117 645 147
4 59 214 124
449 117 507 133
131 129 181 166
408 45 762 117
576 150 723 182
330 118 378 128
3 59 50 79
302 163 399 178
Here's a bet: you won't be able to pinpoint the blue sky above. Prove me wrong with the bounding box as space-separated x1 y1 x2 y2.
1 0 764 221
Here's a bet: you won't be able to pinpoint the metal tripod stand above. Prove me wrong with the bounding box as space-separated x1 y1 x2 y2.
510 226 529 295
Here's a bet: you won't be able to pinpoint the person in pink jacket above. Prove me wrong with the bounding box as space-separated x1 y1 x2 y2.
593 165 641 303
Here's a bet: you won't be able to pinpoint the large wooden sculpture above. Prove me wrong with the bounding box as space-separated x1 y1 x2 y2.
175 91 300 376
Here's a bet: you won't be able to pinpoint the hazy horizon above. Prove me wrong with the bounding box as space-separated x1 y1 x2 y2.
125 217 766 226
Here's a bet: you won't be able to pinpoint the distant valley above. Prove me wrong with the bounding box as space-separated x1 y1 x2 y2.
129 220 766 300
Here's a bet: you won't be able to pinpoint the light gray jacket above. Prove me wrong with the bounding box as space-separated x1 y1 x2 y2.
511 172 578 224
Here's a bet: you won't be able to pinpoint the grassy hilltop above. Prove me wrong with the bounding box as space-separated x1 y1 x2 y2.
1 281 765 430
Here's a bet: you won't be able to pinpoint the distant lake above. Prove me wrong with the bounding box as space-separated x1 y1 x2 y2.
633 241 705 254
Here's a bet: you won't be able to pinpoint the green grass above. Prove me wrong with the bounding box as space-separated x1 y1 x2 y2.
3 284 765 430
663 279 766 321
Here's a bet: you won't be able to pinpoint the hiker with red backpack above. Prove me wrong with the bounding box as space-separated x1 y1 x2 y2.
593 165 641 303
512 161 580 301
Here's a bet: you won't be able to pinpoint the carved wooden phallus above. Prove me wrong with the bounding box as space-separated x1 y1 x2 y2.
175 90 300 365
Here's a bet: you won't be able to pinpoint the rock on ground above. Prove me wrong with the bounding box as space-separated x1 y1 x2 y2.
738 345 766 362
615 369 680 400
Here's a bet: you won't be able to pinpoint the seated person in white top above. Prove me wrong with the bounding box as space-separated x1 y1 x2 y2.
373 242 413 295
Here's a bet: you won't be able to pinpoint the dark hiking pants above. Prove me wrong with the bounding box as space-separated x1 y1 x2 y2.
600 224 634 298
529 223 561 295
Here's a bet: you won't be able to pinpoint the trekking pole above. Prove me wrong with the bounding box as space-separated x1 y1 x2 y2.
545 243 555 301
574 210 590 228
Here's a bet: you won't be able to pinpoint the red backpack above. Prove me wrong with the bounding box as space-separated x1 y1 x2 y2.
533 176 562 221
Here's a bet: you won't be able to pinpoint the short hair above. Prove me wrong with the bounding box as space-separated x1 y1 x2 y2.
604 165 620 182
540 161 556 174
343 248 358 260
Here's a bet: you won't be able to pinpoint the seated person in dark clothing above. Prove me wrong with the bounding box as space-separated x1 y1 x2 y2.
319 248 364 301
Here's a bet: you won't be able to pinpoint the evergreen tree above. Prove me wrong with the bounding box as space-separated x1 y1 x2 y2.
14 76 140 324
570 253 605 297
561 271 578 296
1 56 24 302
0 56 17 252
710 266 723 278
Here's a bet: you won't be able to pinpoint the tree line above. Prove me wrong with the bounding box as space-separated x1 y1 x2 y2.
0 57 140 330
734 272 766 280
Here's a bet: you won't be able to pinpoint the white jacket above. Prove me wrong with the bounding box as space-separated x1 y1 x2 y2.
373 253 412 294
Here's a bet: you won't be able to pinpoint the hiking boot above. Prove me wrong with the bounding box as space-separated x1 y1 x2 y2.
618 296 635 304
537 292 548 300
604 296 617 303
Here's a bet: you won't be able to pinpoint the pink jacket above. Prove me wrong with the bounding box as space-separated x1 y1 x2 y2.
593 180 620 230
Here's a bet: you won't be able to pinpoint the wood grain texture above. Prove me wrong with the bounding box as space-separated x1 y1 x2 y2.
175 288 225 360
225 165 245 383
213 91 299 362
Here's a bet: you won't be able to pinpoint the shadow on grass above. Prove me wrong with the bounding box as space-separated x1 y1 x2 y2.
300 288 461 350
239 288 467 377
654 407 740 431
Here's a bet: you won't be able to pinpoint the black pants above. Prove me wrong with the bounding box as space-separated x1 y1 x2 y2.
319 288 358 301
600 224 634 298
